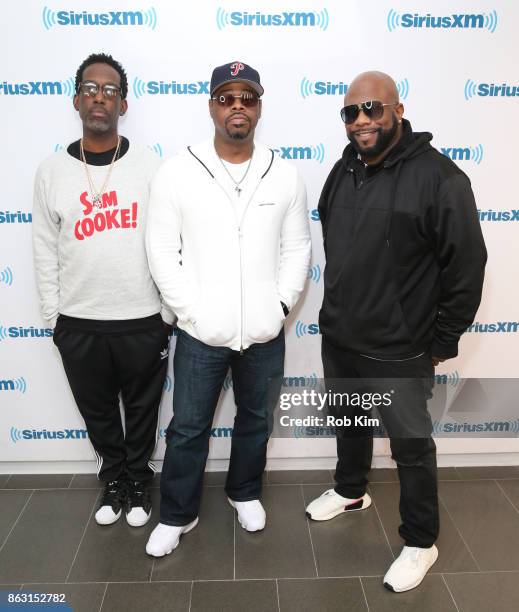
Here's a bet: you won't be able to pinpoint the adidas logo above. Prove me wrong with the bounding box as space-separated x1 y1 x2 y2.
160 347 169 360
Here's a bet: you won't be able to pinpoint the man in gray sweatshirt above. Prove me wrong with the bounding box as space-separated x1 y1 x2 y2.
33 53 172 528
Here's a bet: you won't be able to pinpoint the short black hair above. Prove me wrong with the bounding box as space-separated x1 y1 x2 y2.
75 53 128 99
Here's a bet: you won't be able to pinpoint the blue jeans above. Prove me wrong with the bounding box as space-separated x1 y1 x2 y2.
160 329 285 525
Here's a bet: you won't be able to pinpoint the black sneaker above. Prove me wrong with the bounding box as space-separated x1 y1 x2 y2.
95 479 127 525
125 481 152 527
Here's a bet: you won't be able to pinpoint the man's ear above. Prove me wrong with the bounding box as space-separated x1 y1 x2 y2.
208 98 215 119
120 99 128 116
257 99 262 119
395 102 404 122
73 94 80 111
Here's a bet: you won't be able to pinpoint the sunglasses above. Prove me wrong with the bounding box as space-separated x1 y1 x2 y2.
79 81 122 99
340 100 398 124
211 92 260 108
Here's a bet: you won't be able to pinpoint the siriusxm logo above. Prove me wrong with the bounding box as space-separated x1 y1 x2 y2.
164 375 173 392
42 6 157 29
465 80 519 100
433 419 519 434
216 8 329 30
0 266 13 286
0 211 32 224
273 144 325 164
466 321 519 333
434 371 460 387
387 9 498 32
478 209 519 222
0 78 74 97
223 373 319 389
300 77 409 99
10 427 88 442
309 209 320 222
133 77 209 98
295 321 321 337
148 143 163 157
440 145 483 164
308 264 321 283
0 378 27 393
0 325 53 342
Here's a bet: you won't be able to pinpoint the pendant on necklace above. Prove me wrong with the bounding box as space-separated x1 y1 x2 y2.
235 186 242 196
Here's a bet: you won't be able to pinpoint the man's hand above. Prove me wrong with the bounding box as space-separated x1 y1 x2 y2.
432 356 446 367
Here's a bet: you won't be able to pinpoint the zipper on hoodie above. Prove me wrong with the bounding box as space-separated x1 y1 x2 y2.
212 179 261 356
238 226 244 354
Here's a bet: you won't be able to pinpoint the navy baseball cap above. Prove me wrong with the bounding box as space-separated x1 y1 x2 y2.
210 61 264 97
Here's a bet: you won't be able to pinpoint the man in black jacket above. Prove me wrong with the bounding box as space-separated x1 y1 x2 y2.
305 71 486 592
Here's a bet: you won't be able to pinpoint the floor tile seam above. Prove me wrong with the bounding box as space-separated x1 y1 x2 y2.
188 580 193 612
358 576 371 612
65 489 102 583
437 490 482 572
275 579 281 612
455 467 519 481
0 489 34 555
97 582 108 612
14 573 510 587
366 485 395 561
494 479 519 516
299 484 319 578
441 573 461 612
233 505 236 581
22 572 519 588
11 573 475 587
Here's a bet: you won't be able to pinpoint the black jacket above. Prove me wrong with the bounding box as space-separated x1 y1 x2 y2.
318 119 487 359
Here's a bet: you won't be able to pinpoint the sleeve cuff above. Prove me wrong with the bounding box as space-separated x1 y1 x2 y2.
430 339 458 360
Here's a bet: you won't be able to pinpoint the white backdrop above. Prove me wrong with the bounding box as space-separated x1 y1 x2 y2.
1 0 518 471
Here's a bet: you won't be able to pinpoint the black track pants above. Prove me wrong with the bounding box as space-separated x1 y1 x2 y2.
53 314 169 482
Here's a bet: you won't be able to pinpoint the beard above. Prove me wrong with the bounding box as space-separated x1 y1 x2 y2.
225 115 251 140
84 115 112 134
347 114 398 158
227 130 248 140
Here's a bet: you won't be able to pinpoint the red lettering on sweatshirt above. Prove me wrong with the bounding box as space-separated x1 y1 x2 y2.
74 191 139 241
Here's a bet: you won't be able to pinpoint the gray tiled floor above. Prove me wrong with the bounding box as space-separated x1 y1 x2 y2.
0 467 518 612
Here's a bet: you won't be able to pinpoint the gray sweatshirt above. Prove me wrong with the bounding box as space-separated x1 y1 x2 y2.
33 144 173 326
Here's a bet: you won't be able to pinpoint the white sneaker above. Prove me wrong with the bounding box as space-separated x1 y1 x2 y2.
228 498 266 532
94 480 126 525
383 545 439 592
305 488 371 521
145 518 199 557
125 481 152 527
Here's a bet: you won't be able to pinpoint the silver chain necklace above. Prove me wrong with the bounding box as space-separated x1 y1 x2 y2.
217 149 253 197
80 137 121 209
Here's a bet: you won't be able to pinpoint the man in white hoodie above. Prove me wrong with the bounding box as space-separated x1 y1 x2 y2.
33 53 173 529
145 61 311 556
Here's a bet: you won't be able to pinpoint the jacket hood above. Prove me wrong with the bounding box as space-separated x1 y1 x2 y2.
342 119 433 169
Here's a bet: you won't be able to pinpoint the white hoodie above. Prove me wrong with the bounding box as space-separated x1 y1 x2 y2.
146 140 311 351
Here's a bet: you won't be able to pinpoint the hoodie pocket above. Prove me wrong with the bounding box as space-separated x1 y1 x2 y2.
192 283 238 347
244 281 285 344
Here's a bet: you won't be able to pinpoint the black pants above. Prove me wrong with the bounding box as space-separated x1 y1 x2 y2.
322 336 439 548
53 314 169 483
